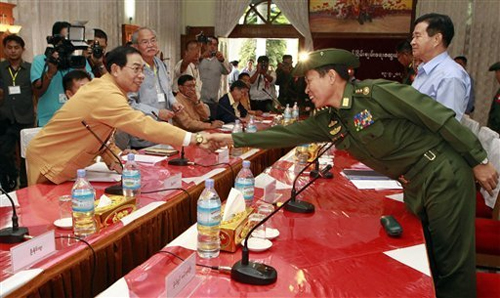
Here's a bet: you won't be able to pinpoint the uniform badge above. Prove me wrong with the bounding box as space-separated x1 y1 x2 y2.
329 126 341 135
353 109 374 131
328 120 338 127
362 87 370 95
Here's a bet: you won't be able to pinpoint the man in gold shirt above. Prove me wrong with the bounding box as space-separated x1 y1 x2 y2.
26 46 215 185
173 74 223 132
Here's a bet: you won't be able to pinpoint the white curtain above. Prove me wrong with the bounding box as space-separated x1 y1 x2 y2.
274 0 313 51
134 0 182 74
8 0 123 62
467 1 500 126
416 0 500 125
215 0 251 37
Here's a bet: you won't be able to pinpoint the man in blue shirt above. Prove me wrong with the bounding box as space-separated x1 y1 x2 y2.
31 21 93 126
411 13 471 121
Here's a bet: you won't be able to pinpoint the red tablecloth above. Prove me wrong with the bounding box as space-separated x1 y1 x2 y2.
101 149 435 297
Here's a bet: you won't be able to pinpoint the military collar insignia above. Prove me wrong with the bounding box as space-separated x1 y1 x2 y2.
328 120 338 127
329 126 342 135
353 109 374 131
354 86 370 95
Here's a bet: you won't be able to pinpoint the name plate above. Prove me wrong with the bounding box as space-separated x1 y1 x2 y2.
164 173 182 189
217 148 229 164
165 252 196 297
263 178 277 203
11 230 55 272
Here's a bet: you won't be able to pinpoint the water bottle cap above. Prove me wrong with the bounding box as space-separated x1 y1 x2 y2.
77 169 86 178
242 160 250 168
127 153 135 161
205 179 214 188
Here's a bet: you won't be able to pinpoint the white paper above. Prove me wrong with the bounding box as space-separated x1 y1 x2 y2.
0 269 43 298
121 154 168 164
182 168 225 185
255 173 291 190
84 162 121 182
166 224 197 250
261 120 272 124
0 191 19 207
385 193 404 203
220 124 234 132
120 201 165 226
239 148 260 160
96 194 113 209
222 188 246 222
349 179 402 190
383 244 431 276
85 162 113 172
96 277 130 298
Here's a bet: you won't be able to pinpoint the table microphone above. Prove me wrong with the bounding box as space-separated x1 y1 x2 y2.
285 143 334 213
310 160 333 179
81 120 124 195
261 88 282 108
168 146 189 166
231 144 332 284
215 100 246 131
0 185 29 243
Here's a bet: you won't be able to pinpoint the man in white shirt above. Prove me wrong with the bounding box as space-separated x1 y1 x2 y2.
249 55 276 112
173 40 202 99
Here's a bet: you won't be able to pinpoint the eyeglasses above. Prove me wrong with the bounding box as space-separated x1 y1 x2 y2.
125 65 145 74
139 38 157 46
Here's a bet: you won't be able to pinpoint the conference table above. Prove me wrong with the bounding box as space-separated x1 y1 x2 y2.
0 141 288 297
98 148 435 297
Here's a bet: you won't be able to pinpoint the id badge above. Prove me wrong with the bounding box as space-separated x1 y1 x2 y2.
157 93 166 103
58 93 68 104
8 86 21 95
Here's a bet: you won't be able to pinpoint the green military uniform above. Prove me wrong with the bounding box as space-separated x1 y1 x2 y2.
402 62 416 85
232 49 488 298
487 62 500 134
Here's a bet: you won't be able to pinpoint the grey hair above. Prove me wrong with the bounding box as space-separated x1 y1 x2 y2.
131 27 157 44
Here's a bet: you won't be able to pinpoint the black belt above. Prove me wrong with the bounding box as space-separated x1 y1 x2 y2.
398 149 438 185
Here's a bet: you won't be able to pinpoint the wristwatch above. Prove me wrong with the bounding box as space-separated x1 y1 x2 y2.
195 133 204 145
480 157 489 165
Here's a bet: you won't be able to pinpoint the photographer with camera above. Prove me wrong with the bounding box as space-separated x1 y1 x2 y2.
31 21 93 126
87 28 108 78
249 55 276 112
173 40 202 99
198 35 231 119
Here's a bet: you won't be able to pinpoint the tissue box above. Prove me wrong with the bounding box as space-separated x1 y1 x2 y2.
220 206 254 252
94 195 137 229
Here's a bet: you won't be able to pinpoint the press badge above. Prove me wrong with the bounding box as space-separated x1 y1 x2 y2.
8 86 21 95
58 93 68 104
157 93 166 103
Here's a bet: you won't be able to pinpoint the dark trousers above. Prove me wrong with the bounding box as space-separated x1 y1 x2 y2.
0 120 33 190
404 144 476 298
250 99 273 113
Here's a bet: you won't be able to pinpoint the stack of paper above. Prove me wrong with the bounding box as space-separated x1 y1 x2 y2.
342 168 402 190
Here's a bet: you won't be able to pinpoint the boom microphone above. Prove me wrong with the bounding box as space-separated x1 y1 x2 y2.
0 185 29 243
81 120 124 195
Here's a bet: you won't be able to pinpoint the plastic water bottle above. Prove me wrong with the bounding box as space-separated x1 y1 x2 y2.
235 160 255 207
72 169 97 237
122 153 141 199
283 104 292 125
292 102 299 122
246 115 257 133
232 119 243 157
197 179 222 258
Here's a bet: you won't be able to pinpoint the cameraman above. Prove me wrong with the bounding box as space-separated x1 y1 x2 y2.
199 36 231 119
87 28 108 78
249 55 276 112
31 21 93 126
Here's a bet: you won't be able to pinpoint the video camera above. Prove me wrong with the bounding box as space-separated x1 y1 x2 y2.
196 31 212 44
45 25 89 70
91 40 104 59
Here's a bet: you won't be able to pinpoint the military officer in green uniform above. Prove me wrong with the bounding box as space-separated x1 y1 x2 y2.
487 61 500 134
207 49 499 298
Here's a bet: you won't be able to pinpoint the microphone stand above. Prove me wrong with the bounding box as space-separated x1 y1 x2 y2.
0 185 29 243
231 147 330 285
215 99 246 131
285 143 334 213
261 88 282 109
168 146 189 166
81 121 124 195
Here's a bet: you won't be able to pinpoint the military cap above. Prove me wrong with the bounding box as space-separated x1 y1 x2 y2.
292 48 360 77
489 62 500 71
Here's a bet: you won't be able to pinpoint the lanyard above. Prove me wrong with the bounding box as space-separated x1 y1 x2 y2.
8 66 20 86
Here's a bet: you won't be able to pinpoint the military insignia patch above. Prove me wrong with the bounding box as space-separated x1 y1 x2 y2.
362 87 370 95
328 120 338 127
353 109 374 131
329 126 341 135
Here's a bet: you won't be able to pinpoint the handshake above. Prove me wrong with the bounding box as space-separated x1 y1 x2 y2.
195 133 236 152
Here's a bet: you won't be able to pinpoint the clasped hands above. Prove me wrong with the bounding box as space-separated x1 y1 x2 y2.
196 133 235 152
